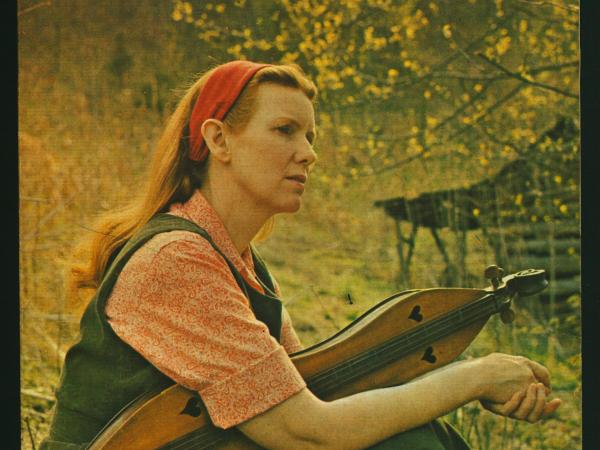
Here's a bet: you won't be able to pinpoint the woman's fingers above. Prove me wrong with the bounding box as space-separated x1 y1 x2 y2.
481 388 561 421
525 384 547 423
499 389 526 416
510 383 539 420
542 398 562 417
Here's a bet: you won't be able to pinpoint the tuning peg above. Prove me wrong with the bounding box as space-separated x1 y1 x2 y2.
484 265 505 290
500 308 515 324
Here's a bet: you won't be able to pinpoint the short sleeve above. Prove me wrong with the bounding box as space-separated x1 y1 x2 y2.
106 233 306 429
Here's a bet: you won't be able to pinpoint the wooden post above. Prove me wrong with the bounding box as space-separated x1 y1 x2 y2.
394 219 417 288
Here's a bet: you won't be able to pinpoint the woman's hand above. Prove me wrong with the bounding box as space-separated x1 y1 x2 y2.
474 353 562 422
481 382 562 422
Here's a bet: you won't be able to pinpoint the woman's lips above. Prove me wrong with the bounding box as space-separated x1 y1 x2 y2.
285 175 307 190
286 174 307 184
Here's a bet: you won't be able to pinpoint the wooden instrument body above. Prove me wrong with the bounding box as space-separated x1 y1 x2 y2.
89 287 490 450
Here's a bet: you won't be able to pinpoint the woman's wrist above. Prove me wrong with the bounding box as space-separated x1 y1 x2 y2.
453 357 489 402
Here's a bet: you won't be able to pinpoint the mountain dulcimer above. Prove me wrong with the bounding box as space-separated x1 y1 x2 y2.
87 266 548 450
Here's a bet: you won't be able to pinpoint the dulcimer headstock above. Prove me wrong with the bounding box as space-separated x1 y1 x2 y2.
482 265 548 323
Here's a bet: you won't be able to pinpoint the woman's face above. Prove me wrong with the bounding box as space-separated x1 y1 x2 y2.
225 83 317 216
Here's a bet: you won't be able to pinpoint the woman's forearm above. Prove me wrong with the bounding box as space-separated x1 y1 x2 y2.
239 358 483 450
239 351 559 450
304 359 482 449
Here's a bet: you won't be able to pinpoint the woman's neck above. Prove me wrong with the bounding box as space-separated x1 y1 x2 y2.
199 183 270 255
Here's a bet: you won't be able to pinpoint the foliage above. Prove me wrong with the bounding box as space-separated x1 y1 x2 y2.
172 0 579 195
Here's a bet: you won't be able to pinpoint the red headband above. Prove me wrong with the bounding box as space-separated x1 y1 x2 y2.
188 60 271 162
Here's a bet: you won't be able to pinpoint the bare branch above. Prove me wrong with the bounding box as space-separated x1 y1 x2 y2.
362 152 425 177
447 84 525 140
430 60 579 81
514 4 579 25
475 53 578 99
516 0 579 13
472 123 522 155
17 1 51 16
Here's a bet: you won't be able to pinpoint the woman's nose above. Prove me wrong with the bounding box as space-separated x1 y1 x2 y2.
295 139 317 166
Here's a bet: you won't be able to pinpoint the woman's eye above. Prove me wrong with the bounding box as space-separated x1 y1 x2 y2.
277 125 293 135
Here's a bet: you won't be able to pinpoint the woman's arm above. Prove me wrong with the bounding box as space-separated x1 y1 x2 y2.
237 353 561 450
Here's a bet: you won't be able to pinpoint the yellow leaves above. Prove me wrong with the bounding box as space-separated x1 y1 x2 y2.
281 52 299 64
515 193 523 206
495 36 511 56
483 46 495 60
227 44 244 58
200 30 219 42
172 9 182 21
342 66 356 77
275 33 288 51
528 34 538 47
172 1 193 22
426 116 438 128
364 26 387 50
495 0 504 17
519 19 528 33
365 84 383 96
442 24 452 39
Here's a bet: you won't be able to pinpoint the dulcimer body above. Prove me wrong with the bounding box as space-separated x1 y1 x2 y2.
88 269 547 450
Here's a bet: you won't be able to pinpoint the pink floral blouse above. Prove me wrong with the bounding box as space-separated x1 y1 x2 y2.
105 189 306 429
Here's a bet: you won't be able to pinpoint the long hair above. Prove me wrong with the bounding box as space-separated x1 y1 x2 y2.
71 63 317 294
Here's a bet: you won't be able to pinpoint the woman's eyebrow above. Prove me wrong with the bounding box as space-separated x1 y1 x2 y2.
273 116 313 128
274 116 317 134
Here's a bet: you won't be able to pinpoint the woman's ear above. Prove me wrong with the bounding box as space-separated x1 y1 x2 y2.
201 119 231 163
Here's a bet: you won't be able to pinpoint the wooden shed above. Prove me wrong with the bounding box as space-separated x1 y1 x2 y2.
374 118 580 312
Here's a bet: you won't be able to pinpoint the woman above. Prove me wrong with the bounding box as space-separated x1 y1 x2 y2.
41 60 561 450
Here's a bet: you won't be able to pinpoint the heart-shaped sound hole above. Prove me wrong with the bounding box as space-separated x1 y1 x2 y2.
180 396 203 417
409 305 423 322
421 346 437 364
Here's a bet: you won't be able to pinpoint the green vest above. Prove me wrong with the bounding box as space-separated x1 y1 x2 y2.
40 214 283 449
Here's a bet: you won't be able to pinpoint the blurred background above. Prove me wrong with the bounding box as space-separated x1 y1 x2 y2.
19 0 580 448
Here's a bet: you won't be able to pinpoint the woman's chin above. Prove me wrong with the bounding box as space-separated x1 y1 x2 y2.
275 198 302 214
